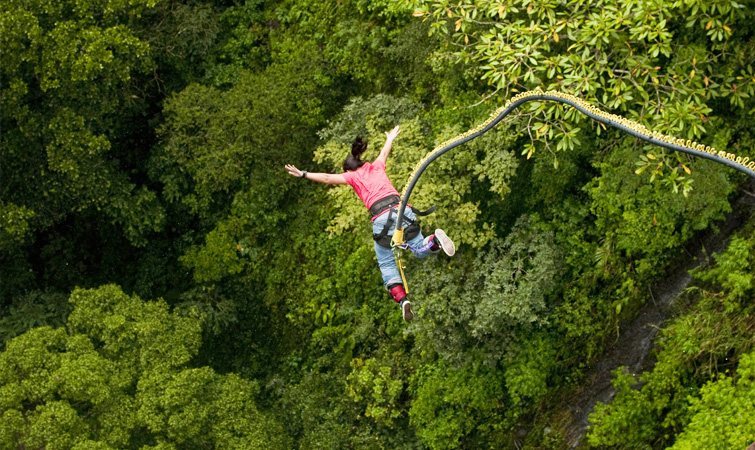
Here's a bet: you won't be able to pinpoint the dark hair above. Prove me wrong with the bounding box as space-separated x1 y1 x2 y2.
343 137 367 171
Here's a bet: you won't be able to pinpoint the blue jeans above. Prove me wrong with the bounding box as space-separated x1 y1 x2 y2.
372 208 438 288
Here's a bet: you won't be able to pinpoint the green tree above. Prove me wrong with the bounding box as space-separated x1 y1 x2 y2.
276 0 436 95
1 0 174 311
1 0 166 249
669 351 755 450
411 0 755 179
0 285 289 449
586 139 733 318
409 359 505 450
409 214 562 365
151 43 327 225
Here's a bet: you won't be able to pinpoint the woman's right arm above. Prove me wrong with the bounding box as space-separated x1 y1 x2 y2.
285 164 347 185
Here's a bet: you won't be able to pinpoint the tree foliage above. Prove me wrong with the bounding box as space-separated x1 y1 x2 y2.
1 0 165 249
2 0 754 449
588 225 755 448
412 0 755 183
669 351 755 450
409 214 561 366
409 360 505 449
0 285 289 449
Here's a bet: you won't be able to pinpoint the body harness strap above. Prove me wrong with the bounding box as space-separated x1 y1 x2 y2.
371 197 436 249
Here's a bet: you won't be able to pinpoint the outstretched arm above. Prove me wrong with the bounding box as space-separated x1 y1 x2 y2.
374 125 400 166
285 164 347 185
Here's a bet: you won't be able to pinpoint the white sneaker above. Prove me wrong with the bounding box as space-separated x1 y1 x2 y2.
401 300 414 322
434 229 455 256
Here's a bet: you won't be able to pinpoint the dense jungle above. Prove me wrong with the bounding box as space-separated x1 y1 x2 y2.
2 0 755 448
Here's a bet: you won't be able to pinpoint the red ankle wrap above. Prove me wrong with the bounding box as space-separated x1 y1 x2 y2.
429 234 440 251
389 285 407 303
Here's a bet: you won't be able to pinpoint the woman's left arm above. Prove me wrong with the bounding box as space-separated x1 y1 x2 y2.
285 164 347 185
374 125 400 166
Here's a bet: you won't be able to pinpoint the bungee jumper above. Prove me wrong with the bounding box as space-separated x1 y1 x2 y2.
285 125 455 322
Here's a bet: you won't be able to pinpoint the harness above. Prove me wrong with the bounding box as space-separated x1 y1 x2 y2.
370 195 435 249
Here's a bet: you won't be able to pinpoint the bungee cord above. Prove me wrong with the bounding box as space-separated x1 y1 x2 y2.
389 89 755 292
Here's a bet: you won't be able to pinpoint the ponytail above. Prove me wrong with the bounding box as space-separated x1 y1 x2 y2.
343 137 367 171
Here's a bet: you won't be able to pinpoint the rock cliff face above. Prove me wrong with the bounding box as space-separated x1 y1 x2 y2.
564 179 755 449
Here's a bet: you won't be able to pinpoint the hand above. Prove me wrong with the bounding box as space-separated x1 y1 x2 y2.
285 164 303 177
385 125 400 142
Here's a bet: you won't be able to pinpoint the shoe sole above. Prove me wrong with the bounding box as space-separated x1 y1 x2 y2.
434 229 455 256
402 301 414 321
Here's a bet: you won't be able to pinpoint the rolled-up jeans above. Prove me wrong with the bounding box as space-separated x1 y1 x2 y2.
372 207 438 288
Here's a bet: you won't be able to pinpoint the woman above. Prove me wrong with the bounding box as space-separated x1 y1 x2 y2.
285 125 454 322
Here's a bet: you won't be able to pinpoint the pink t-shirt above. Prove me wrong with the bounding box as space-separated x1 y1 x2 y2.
341 161 400 210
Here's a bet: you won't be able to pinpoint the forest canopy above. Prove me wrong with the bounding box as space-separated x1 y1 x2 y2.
1 0 754 449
